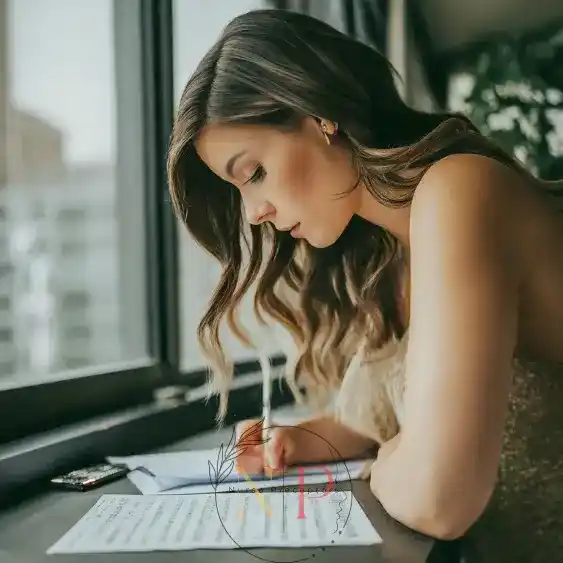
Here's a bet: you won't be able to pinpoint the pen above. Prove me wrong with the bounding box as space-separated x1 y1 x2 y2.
259 352 273 470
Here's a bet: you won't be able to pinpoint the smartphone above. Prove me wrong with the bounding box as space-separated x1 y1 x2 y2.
50 463 129 491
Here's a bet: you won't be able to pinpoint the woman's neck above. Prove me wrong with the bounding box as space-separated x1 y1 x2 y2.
357 188 412 247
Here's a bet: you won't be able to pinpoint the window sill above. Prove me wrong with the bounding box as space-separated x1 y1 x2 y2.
0 370 294 507
0 360 161 445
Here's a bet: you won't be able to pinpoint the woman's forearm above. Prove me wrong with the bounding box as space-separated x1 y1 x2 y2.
370 435 490 540
287 415 377 465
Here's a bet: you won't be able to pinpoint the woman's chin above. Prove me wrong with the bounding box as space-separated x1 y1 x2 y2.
306 232 341 249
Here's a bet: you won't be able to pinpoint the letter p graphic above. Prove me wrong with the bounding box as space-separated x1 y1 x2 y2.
296 466 334 520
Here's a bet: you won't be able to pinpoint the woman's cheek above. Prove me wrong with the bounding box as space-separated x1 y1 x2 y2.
291 155 319 200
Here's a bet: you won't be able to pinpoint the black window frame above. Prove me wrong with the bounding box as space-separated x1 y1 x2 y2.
0 0 178 445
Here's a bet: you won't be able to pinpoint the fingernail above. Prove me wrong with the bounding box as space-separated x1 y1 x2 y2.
265 451 277 470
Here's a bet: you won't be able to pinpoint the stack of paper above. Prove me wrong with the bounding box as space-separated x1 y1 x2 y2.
107 449 371 495
47 492 383 554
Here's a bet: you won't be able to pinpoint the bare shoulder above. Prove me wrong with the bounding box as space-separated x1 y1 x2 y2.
409 154 523 260
412 153 522 219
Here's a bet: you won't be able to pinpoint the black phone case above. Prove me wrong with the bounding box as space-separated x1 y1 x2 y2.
50 464 129 491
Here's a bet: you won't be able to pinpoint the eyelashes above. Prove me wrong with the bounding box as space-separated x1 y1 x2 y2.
245 165 266 185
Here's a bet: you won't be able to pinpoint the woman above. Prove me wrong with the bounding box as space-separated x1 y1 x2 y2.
167 9 563 562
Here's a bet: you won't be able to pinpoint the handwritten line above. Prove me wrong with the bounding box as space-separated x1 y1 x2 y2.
238 469 272 518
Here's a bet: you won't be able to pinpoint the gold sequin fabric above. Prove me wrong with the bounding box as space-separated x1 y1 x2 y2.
463 358 563 562
333 338 563 561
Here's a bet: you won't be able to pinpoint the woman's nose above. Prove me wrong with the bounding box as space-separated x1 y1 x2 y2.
246 200 275 225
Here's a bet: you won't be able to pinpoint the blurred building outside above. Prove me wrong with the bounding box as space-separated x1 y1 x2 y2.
0 0 129 382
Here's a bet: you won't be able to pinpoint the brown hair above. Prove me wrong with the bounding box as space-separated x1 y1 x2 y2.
167 9 527 428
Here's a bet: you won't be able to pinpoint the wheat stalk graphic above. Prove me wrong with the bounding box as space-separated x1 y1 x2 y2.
208 417 270 489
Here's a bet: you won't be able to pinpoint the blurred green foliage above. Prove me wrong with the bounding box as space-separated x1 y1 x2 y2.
450 24 563 180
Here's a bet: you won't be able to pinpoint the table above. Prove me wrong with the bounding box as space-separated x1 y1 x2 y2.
0 407 459 563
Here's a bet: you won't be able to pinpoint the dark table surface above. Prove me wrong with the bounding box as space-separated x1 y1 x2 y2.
0 407 459 563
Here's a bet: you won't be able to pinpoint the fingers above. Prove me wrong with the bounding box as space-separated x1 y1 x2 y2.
235 419 263 454
264 427 296 475
263 434 284 478
268 427 287 469
236 418 263 443
234 420 298 478
235 419 264 475
236 451 264 475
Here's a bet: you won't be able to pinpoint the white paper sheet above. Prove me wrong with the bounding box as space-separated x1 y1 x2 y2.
125 468 363 495
47 492 382 554
108 449 370 494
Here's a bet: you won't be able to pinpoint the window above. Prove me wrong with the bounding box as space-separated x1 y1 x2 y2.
0 0 169 444
173 0 285 374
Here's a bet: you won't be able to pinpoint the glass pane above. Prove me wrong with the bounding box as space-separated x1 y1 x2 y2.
173 0 285 373
0 0 149 383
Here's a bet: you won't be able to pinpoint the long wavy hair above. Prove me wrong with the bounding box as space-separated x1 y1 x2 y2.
167 9 536 428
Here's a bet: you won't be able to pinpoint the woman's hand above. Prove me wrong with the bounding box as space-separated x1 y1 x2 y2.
234 418 298 475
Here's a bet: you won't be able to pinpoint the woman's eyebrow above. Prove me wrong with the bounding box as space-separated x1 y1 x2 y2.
225 151 247 178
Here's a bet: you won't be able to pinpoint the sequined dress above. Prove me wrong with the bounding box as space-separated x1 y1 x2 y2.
332 335 563 562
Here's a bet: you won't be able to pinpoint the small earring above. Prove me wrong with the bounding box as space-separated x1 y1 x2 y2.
321 120 338 145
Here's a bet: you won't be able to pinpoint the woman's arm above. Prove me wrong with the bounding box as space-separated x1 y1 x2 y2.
236 414 376 474
369 154 522 540
287 415 378 465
